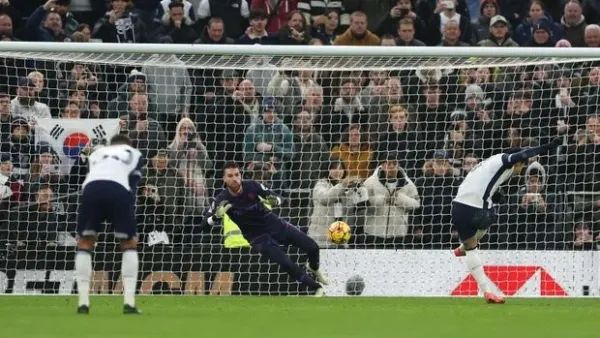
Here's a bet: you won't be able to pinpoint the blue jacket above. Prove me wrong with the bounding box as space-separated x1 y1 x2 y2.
514 18 563 46
25 7 68 42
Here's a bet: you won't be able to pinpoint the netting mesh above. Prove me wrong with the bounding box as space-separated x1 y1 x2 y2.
0 48 599 296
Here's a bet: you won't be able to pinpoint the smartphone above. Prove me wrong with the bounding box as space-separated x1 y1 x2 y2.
442 0 455 10
400 8 409 16
137 111 147 120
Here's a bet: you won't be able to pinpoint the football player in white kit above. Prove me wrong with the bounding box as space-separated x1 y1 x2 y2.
75 134 143 314
451 138 560 304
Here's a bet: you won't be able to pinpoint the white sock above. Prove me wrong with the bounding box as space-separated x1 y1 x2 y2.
122 249 139 307
75 250 92 307
465 249 491 294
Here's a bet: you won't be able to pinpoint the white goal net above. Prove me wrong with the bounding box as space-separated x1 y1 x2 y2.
0 43 599 297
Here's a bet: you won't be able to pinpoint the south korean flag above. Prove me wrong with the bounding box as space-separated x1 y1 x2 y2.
35 119 121 174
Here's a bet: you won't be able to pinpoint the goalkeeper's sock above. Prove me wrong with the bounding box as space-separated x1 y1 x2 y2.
75 249 92 307
465 248 492 294
122 249 139 307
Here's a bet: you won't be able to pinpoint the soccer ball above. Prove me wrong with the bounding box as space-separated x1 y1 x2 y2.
327 221 351 245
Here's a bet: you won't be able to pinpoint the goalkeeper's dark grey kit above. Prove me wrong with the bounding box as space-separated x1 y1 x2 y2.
204 180 322 290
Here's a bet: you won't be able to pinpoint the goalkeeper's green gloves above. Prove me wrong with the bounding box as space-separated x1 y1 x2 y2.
214 201 232 219
260 195 280 208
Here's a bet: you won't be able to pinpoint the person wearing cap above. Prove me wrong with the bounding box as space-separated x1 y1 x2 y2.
237 8 278 44
25 0 69 42
107 69 156 118
91 0 147 43
528 17 557 47
477 14 518 46
243 96 294 179
11 77 51 122
362 151 419 244
514 0 563 46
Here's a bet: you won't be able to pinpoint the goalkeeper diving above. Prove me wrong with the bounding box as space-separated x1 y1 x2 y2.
451 137 561 304
203 162 327 296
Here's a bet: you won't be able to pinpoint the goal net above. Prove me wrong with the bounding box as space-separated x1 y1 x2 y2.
0 43 598 297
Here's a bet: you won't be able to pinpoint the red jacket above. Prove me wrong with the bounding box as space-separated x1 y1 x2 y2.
251 0 298 33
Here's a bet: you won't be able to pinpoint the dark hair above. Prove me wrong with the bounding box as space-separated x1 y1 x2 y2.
529 0 545 10
0 92 9 99
110 134 132 146
222 162 240 176
169 1 184 10
250 8 267 20
321 159 347 179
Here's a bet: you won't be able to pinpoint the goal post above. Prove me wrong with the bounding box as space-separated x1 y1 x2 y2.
0 42 599 297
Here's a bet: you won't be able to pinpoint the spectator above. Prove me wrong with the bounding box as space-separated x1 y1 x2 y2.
142 54 193 137
298 0 349 32
477 15 519 46
197 0 250 39
92 0 147 43
528 18 557 47
28 142 67 196
194 17 235 44
380 34 397 45
583 67 600 114
0 92 11 141
514 1 563 46
237 8 278 44
167 117 212 216
376 0 426 40
289 110 329 190
266 61 304 123
243 96 294 177
473 0 498 42
73 23 91 41
395 18 426 46
312 9 339 45
119 93 167 159
25 0 68 42
0 153 19 211
301 84 325 117
251 0 299 34
61 101 81 119
460 152 479 177
362 151 420 245
320 78 367 143
561 0 586 47
53 0 80 37
107 70 156 118
153 0 199 44
334 11 380 46
10 77 51 121
138 149 186 242
413 84 453 153
1 118 34 180
308 160 354 247
277 10 310 45
584 24 600 47
0 13 15 40
427 0 473 45
377 105 420 176
331 124 374 179
232 79 261 123
155 0 196 29
438 20 470 46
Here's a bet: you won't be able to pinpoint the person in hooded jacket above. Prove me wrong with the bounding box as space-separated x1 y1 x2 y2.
92 0 147 43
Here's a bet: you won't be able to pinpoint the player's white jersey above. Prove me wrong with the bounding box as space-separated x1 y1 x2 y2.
82 144 143 191
453 153 513 209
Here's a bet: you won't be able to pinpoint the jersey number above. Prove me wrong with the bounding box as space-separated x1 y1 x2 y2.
101 149 133 165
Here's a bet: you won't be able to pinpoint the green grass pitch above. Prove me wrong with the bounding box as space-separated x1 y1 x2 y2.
1 296 599 338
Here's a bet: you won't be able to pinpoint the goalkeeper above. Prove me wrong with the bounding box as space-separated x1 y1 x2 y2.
451 137 561 304
203 162 327 296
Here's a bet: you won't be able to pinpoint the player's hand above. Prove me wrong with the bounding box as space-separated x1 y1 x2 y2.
214 201 232 219
119 119 127 131
174 19 182 29
264 195 280 207
136 120 148 132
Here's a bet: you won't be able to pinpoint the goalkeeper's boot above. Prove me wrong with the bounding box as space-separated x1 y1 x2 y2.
306 263 329 285
123 304 142 314
453 246 466 257
314 285 326 298
484 292 505 304
76 305 89 315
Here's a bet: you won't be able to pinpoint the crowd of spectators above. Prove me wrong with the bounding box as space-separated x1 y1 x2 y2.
0 0 599 251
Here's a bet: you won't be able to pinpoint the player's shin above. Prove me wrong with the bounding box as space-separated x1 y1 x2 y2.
75 249 92 307
122 248 139 307
465 248 492 293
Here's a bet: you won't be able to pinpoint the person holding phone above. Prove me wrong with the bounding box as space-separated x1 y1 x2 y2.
375 0 426 40
426 0 473 45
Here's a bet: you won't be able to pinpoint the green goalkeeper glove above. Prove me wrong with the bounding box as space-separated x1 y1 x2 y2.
214 201 232 219
260 195 280 208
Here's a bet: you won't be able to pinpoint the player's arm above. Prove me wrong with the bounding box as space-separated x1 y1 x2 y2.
254 181 282 208
501 137 561 167
203 195 232 227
